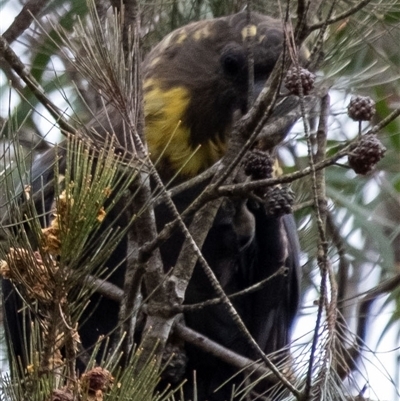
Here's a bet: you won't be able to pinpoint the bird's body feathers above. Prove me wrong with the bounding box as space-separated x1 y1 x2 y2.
2 11 302 401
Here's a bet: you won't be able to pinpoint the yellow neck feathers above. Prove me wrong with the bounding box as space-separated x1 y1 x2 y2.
144 80 226 178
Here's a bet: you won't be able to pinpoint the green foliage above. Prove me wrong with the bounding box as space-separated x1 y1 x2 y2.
0 336 179 401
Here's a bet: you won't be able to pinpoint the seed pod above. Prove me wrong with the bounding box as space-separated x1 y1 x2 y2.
284 67 315 96
348 134 386 175
347 96 376 121
264 185 295 216
243 149 274 179
80 366 114 393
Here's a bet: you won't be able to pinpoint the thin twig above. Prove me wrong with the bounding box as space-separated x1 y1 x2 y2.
292 199 314 212
216 143 354 196
326 211 350 327
303 93 332 399
171 266 287 313
0 35 77 136
216 102 400 196
309 0 373 32
371 107 400 133
174 323 280 383
153 164 218 207
307 0 338 71
2 0 50 44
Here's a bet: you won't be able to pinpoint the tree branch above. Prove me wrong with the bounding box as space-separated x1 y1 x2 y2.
0 35 77 136
309 0 373 32
2 0 50 44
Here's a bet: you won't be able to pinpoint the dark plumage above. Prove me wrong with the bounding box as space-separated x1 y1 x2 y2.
2 11 302 401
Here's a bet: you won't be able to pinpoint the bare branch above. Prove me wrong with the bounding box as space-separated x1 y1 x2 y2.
303 93 335 399
85 274 124 302
309 0 374 32
2 0 49 44
178 266 288 313
326 212 351 325
174 323 276 382
0 35 77 136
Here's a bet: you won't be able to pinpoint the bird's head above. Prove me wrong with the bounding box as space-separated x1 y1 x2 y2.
143 12 285 179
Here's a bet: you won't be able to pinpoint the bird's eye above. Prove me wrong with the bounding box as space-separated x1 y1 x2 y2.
220 44 246 78
222 54 241 76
